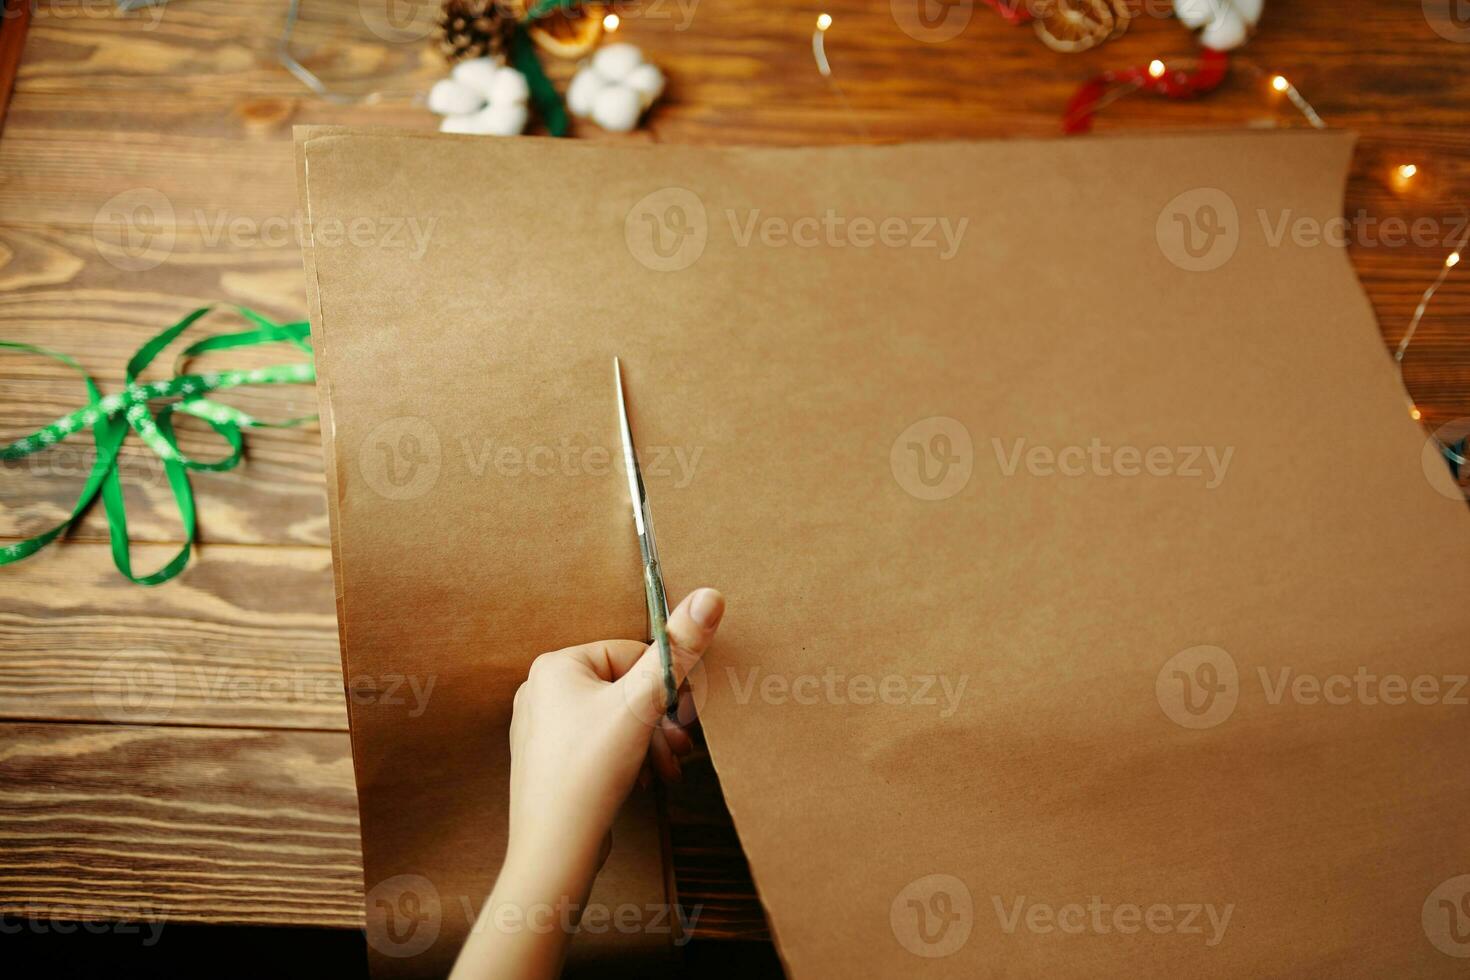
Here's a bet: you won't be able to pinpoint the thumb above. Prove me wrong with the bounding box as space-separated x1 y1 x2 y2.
617 587 725 724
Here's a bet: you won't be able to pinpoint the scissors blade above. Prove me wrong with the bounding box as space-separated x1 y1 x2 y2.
614 357 677 719
615 357 662 565
614 357 648 539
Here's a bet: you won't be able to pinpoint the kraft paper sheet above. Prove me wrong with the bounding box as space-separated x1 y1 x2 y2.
297 127 1470 978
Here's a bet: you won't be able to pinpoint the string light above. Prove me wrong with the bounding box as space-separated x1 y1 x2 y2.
603 11 620 31
1396 222 1470 434
1392 162 1420 194
811 13 868 137
277 0 394 103
812 13 832 76
1264 73 1325 129
1250 70 1462 444
1064 57 1320 133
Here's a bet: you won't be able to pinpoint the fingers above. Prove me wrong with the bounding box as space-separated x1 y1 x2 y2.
664 588 725 687
614 587 725 730
666 686 698 730
564 639 652 682
646 713 699 782
567 590 724 686
649 725 681 782
660 715 693 755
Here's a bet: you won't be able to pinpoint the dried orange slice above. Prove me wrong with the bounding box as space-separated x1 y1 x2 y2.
528 2 605 59
1033 0 1114 53
1106 0 1134 39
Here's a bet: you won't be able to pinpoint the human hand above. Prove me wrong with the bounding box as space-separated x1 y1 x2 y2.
451 588 724 980
504 586 724 889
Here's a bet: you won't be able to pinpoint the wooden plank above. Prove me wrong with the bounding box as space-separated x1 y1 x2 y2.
0 540 768 935
0 720 763 939
2 145 1465 547
16 0 1469 122
3 0 1466 549
14 0 438 98
0 0 29 134
3 0 1469 954
0 227 330 546
0 543 344 729
3 245 1463 553
9 1 1470 206
666 743 772 943
0 721 364 927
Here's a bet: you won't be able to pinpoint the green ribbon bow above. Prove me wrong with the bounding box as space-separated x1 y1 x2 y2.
512 0 597 138
0 306 315 585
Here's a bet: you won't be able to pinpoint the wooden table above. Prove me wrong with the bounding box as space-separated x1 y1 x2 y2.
2 0 1467 959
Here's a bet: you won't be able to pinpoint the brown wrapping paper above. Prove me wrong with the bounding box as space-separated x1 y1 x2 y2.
296 132 680 979
298 127 1470 978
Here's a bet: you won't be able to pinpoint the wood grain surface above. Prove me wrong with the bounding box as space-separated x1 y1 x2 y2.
0 0 1466 953
0 542 343 729
0 0 28 132
0 721 362 925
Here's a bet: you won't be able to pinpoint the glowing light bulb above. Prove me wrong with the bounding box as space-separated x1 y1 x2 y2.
1396 163 1418 180
1411 406 1423 421
603 12 620 30
1148 60 1166 79
1448 251 1462 269
816 12 832 31
1271 75 1289 93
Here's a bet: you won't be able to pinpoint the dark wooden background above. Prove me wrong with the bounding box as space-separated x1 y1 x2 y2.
1 0 1467 964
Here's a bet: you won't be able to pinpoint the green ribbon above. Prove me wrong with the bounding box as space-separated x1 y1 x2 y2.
515 0 596 138
0 306 314 585
526 0 581 18
510 22 569 138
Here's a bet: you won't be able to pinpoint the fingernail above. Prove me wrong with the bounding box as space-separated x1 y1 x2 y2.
690 588 725 629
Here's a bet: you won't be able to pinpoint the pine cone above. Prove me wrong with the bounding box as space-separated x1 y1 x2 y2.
438 0 515 65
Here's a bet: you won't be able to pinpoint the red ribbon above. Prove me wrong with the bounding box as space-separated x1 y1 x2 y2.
980 0 1034 24
1063 47 1230 134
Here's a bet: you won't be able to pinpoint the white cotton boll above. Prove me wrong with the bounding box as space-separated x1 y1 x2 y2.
569 50 664 131
591 43 644 84
567 66 603 118
591 85 641 132
1173 0 1214 30
450 57 502 97
1200 7 1248 50
427 78 484 116
439 113 484 134
476 101 528 136
623 63 665 110
1234 0 1264 26
488 66 530 106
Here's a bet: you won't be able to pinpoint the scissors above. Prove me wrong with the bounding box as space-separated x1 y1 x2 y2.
614 358 679 720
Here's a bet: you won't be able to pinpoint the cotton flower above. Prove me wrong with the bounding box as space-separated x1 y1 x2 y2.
1174 0 1263 51
566 43 665 133
428 58 530 137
